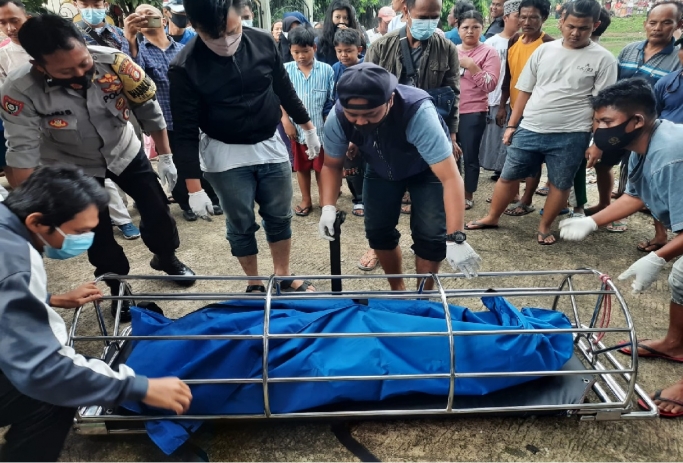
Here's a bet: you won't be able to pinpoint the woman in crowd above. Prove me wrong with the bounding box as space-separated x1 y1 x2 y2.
456 9 500 210
316 0 362 65
272 20 282 43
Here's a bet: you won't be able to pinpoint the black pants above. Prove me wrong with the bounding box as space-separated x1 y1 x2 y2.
0 373 75 462
89 148 180 287
459 112 488 194
344 156 365 205
167 130 220 211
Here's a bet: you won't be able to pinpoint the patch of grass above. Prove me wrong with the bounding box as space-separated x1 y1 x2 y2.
542 14 647 56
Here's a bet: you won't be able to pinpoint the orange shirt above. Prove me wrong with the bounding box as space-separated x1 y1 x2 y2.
506 32 553 108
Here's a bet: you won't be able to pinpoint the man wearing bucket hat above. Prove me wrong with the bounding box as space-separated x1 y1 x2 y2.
319 62 482 290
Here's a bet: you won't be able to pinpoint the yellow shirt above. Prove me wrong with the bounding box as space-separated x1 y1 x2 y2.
507 32 552 108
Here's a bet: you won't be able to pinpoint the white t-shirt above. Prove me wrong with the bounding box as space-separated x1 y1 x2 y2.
516 40 617 133
0 41 31 85
387 14 405 33
366 28 383 43
198 131 289 173
484 34 510 106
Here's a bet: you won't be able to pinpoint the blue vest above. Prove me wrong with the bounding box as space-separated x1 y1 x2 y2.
335 85 450 181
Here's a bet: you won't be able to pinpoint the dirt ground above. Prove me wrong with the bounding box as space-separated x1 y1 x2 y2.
9 170 683 461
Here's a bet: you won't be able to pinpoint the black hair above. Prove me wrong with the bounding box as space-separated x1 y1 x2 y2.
184 0 245 39
591 78 658 119
288 24 316 47
564 0 601 21
452 1 476 21
17 14 85 64
518 0 551 19
592 7 611 36
0 0 26 10
458 9 484 26
4 165 109 231
648 0 683 20
333 27 362 47
319 1 359 60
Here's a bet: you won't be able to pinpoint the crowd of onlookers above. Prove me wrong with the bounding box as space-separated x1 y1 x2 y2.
4 3 683 455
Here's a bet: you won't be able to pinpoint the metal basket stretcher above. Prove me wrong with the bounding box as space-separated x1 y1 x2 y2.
68 267 659 437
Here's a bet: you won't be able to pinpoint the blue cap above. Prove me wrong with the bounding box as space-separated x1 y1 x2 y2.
337 62 398 110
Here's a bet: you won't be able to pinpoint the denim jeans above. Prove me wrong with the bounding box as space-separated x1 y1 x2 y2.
501 129 591 191
204 162 293 257
363 166 446 262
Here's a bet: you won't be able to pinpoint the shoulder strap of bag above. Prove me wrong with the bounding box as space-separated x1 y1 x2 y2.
398 26 417 79
75 20 110 48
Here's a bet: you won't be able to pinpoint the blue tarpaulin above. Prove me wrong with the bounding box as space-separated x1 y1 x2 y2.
123 296 573 454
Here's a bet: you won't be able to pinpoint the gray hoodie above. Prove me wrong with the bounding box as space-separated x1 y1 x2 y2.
0 203 148 407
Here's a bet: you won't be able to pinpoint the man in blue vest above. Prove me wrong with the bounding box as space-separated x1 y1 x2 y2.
319 63 481 291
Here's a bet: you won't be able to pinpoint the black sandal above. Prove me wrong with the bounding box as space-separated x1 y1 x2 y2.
246 285 266 293
280 275 315 292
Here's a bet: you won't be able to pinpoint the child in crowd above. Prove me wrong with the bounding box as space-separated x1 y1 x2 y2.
332 28 378 271
282 25 335 216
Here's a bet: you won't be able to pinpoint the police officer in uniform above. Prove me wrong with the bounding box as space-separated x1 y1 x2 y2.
1 14 196 321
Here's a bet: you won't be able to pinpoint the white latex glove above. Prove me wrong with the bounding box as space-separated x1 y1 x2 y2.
618 252 667 294
303 128 321 160
157 154 178 191
318 205 337 241
559 216 598 241
446 241 482 278
188 190 214 218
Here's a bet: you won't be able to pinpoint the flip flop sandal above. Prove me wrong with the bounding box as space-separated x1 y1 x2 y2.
465 220 499 230
616 340 683 363
647 390 683 418
465 199 474 210
358 249 380 271
352 204 365 217
401 204 411 214
537 231 557 246
637 240 666 253
246 285 266 293
280 275 315 292
504 201 535 216
606 221 628 233
294 205 312 217
535 186 549 196
401 192 411 205
539 208 569 216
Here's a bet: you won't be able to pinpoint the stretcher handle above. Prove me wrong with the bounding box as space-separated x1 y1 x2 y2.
330 210 346 292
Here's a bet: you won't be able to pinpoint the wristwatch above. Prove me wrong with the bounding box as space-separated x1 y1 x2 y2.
446 231 467 244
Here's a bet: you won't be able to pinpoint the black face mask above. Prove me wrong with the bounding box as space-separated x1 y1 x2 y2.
353 106 390 135
46 66 96 90
170 13 188 28
593 117 643 152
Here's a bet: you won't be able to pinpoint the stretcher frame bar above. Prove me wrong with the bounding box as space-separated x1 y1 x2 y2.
71 269 657 430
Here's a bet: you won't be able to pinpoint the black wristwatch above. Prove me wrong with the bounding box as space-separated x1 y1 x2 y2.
446 231 467 244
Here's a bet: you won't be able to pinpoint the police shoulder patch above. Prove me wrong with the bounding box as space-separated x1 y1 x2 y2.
3 95 24 116
111 53 157 105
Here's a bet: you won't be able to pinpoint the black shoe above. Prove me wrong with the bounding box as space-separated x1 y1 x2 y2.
213 204 223 215
182 209 198 222
150 255 196 287
110 299 132 323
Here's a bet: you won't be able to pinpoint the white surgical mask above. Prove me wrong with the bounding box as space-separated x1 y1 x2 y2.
241 19 253 27
202 33 242 57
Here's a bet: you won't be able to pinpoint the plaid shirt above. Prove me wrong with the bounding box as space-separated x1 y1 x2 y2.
133 37 184 130
617 38 682 85
77 23 130 55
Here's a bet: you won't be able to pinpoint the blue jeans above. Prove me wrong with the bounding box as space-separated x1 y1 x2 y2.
501 129 591 191
204 162 293 257
363 166 446 262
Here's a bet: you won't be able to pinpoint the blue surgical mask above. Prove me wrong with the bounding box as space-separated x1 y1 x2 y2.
409 16 438 41
242 19 253 27
80 8 107 26
39 227 94 260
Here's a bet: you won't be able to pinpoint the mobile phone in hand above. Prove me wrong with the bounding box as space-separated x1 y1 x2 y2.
146 16 162 28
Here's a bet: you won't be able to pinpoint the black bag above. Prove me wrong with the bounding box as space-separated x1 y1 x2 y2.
398 27 456 119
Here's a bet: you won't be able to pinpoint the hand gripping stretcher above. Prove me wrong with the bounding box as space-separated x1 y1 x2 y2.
68 213 658 451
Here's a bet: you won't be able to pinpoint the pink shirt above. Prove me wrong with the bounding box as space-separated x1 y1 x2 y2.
457 43 501 114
